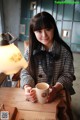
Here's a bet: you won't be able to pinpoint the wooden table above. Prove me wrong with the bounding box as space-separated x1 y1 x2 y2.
0 87 69 120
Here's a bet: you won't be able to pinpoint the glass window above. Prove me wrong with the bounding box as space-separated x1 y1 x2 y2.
53 4 57 20
63 21 72 29
56 21 62 35
19 24 25 35
57 5 63 20
72 22 80 44
74 4 80 21
62 22 72 45
63 5 73 20
41 0 53 14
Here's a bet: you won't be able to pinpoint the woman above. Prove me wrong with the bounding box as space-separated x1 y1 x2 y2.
20 11 76 103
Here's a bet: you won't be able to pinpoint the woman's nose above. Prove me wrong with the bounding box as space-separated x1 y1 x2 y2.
42 31 47 37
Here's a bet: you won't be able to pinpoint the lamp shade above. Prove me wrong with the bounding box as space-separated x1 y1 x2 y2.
0 43 28 75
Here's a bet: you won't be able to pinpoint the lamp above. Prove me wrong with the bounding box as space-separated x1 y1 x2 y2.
0 33 28 113
0 43 28 75
0 32 28 75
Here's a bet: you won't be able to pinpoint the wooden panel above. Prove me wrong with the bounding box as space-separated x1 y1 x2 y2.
16 110 56 120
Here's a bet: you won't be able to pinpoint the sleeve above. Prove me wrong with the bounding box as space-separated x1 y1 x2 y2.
20 47 35 88
57 51 76 92
24 46 29 61
20 68 35 88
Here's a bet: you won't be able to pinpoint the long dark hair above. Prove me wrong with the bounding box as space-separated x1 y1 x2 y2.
29 11 73 57
27 11 73 80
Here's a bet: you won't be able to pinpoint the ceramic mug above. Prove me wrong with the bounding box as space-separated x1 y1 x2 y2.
32 82 51 104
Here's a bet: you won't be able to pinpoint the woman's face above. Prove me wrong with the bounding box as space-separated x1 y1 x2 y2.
34 28 54 49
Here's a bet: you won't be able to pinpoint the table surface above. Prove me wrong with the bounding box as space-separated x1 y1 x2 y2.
0 87 65 120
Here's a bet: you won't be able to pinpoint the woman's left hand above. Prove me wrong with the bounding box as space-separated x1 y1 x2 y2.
47 87 58 103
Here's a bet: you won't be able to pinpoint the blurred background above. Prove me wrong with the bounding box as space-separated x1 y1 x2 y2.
0 0 80 119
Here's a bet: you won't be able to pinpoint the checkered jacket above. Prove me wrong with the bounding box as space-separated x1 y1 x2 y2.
20 41 76 95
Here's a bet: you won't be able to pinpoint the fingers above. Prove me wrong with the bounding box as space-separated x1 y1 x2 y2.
28 90 37 102
25 87 37 103
25 86 32 95
31 90 37 102
26 95 37 103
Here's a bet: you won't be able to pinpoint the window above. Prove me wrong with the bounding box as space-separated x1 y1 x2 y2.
19 24 25 34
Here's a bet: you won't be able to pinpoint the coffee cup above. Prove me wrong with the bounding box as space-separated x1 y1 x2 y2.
32 82 51 104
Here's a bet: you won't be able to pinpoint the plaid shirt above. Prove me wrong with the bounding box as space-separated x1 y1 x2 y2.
20 41 76 95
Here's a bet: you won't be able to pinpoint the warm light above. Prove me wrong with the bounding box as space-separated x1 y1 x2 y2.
0 43 28 75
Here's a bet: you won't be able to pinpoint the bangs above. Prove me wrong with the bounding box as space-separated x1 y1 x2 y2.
32 15 53 31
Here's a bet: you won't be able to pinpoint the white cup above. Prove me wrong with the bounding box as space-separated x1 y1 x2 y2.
33 82 51 104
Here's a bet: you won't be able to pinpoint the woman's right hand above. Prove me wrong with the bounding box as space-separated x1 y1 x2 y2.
24 85 37 103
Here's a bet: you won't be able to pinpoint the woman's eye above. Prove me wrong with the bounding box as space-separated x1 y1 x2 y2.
37 30 42 33
46 28 50 31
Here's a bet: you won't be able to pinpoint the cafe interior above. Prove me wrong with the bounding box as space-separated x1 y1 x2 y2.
0 0 80 119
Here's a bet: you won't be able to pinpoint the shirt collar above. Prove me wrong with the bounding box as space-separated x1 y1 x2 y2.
41 41 55 52
33 40 61 61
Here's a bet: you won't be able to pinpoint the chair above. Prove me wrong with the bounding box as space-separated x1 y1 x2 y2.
0 73 7 87
12 69 21 87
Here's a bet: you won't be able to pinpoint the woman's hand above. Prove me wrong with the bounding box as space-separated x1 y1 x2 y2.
47 87 58 103
47 83 63 103
24 85 37 103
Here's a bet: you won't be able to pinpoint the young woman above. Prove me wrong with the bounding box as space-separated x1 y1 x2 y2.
20 11 76 103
